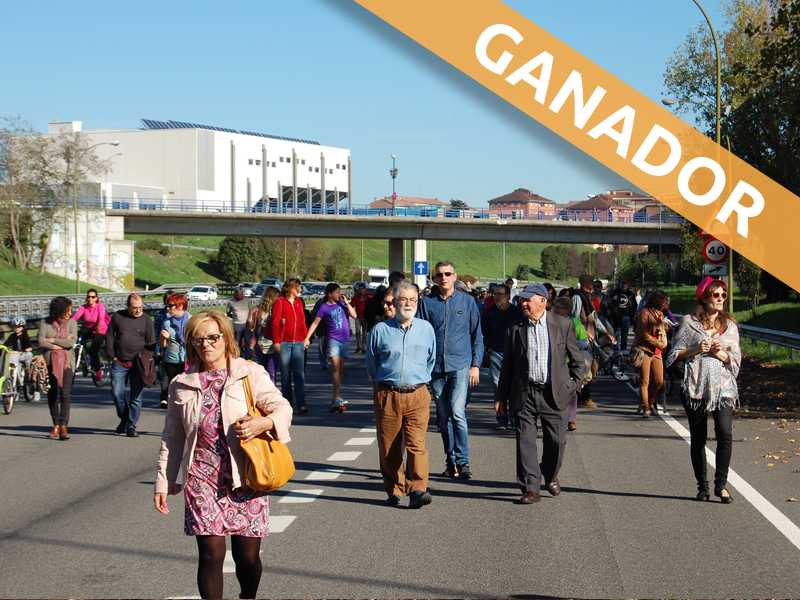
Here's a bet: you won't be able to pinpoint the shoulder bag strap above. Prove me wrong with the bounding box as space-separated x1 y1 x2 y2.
242 374 258 417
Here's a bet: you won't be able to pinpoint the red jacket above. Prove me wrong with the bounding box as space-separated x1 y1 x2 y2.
350 293 371 319
271 297 308 344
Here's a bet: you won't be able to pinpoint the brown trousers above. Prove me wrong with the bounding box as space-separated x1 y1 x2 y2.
373 384 431 497
638 352 663 412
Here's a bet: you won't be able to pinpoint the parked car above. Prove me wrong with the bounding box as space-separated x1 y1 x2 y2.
260 277 283 290
187 285 218 302
237 282 257 297
305 283 327 295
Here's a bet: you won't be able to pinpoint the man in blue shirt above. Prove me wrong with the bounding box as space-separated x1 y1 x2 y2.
367 281 436 508
418 261 484 480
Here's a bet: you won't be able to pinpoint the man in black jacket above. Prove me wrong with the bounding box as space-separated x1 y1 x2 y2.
610 280 637 351
106 294 156 437
496 283 583 505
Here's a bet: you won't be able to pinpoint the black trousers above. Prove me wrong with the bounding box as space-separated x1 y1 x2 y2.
515 386 567 493
48 369 74 426
684 400 733 493
164 362 185 387
86 332 106 372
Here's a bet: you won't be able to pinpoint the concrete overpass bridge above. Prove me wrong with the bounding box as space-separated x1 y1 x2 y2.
110 207 682 286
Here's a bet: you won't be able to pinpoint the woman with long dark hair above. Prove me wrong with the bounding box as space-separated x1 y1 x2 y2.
666 278 741 503
304 282 357 411
155 310 293 599
249 286 280 383
38 296 78 440
633 289 669 417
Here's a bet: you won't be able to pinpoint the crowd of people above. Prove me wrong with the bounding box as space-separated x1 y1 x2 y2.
3 268 742 599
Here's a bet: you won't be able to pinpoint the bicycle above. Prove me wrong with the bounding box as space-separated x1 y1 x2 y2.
74 333 111 387
1 346 36 414
590 342 633 382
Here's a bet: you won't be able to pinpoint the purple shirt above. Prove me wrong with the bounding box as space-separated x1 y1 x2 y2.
317 301 350 342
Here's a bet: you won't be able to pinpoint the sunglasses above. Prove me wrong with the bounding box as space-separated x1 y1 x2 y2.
87 295 97 299
434 272 454 278
190 333 224 347
711 291 727 299
383 300 394 306
166 303 176 308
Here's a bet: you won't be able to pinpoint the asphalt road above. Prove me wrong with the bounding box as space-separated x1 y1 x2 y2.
1 348 799 599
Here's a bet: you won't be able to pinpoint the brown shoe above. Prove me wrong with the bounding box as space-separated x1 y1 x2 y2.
583 398 597 408
546 478 561 496
568 421 577 431
518 491 541 504
47 425 59 439
59 425 70 440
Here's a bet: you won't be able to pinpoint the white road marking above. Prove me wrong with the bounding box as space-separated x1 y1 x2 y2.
269 515 297 532
625 382 800 552
345 437 375 446
359 426 376 433
278 489 324 503
327 451 362 461
305 468 344 480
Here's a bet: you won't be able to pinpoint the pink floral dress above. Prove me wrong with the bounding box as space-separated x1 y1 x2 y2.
184 369 270 537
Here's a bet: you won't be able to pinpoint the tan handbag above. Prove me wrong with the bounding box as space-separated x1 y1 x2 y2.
240 375 295 492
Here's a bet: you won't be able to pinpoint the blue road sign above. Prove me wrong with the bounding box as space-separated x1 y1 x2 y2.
414 261 428 275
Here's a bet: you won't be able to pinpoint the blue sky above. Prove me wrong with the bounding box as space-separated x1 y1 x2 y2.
0 0 721 207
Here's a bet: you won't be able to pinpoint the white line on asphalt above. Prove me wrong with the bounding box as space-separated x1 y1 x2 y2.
345 437 376 445
625 382 800 552
359 426 376 433
269 515 297 532
305 468 344 480
327 451 362 461
278 489 324 503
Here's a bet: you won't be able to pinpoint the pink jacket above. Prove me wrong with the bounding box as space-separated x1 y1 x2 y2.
155 357 293 494
71 302 110 335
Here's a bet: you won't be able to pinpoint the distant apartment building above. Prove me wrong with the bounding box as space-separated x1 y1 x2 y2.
486 188 557 217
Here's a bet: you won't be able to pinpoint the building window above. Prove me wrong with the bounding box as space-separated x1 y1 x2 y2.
256 160 261 166
328 169 333 174
301 159 306 165
279 157 284 162
315 167 319 173
272 162 276 168
342 164 346 171
336 164 340 169
248 159 253 165
308 166 313 172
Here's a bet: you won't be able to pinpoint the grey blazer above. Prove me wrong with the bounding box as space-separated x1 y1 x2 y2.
496 313 583 411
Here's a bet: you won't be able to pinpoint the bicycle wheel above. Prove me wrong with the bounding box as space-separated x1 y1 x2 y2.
611 355 631 382
95 349 112 388
3 373 17 414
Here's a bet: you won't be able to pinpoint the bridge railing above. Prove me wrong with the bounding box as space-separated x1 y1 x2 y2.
64 196 686 224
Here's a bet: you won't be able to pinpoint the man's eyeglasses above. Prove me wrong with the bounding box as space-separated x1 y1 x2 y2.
434 272 454 279
190 333 224 347
711 291 728 299
395 297 417 304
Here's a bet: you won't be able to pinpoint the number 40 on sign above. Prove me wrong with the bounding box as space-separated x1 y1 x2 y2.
703 239 729 264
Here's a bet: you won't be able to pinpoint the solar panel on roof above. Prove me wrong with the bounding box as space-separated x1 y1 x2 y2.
140 118 320 144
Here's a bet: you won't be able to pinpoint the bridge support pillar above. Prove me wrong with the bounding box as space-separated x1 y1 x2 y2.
412 239 427 290
388 239 403 278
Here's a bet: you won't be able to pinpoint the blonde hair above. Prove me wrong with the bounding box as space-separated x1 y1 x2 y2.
184 310 240 366
258 286 280 320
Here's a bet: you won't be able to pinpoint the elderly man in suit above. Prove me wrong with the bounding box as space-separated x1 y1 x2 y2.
496 283 583 504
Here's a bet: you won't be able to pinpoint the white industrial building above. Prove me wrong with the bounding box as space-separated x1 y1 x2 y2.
49 118 352 210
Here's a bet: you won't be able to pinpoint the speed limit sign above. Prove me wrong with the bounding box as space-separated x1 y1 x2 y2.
703 239 729 264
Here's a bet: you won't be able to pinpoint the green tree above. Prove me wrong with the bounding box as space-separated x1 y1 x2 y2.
449 199 469 209
678 221 705 280
218 236 277 282
580 250 597 279
540 245 573 281
735 253 763 315
512 263 530 280
323 243 355 283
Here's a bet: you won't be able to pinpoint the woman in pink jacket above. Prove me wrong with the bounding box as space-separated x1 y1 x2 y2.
154 311 293 600
70 288 110 384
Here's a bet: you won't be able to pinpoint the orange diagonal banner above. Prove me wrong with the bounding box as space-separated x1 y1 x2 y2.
354 0 799 291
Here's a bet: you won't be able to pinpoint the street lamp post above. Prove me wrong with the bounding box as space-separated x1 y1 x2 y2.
73 140 119 293
104 152 123 208
389 155 398 215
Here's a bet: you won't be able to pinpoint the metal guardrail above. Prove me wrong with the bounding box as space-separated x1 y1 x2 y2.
60 196 688 224
738 323 800 359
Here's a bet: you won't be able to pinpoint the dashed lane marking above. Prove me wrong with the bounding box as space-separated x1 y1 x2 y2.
359 426 376 433
327 451 362 461
345 437 376 446
278 489 324 503
625 382 800 552
269 515 297 532
305 468 344 480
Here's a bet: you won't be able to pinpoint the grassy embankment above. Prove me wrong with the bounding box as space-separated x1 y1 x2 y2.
0 264 114 295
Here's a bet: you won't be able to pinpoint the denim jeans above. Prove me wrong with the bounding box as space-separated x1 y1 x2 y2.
110 359 144 429
317 336 328 368
430 367 470 467
617 315 630 351
488 351 515 426
279 341 306 409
